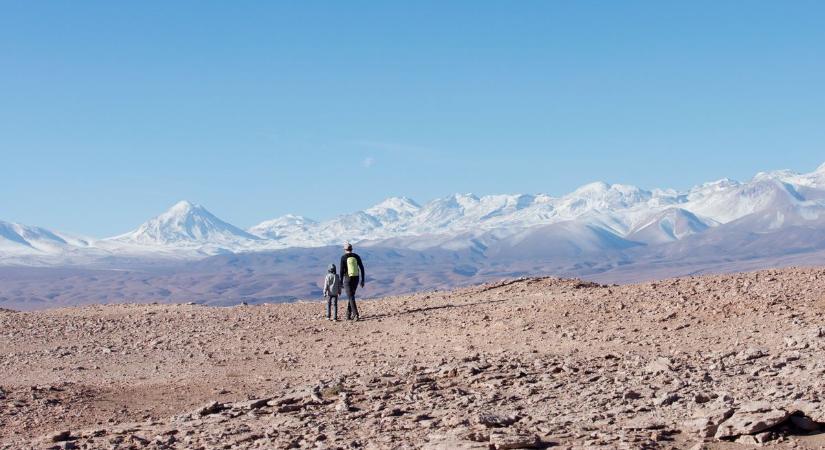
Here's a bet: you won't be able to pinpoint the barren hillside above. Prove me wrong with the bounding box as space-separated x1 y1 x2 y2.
1 268 825 449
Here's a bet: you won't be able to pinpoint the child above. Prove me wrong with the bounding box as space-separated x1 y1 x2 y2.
322 264 342 321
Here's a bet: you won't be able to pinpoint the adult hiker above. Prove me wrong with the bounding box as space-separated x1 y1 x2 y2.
339 242 365 321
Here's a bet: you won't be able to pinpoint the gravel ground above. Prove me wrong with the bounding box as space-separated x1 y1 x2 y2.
1 268 824 449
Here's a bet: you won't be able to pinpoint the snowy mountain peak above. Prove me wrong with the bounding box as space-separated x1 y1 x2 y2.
753 170 797 182
366 197 421 214
168 200 201 213
109 201 259 246
563 182 651 212
817 161 825 173
573 181 611 194
283 214 316 222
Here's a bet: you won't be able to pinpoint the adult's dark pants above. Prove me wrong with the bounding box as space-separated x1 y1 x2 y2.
345 276 360 319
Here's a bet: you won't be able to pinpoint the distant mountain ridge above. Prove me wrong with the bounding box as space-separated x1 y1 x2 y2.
1 162 825 267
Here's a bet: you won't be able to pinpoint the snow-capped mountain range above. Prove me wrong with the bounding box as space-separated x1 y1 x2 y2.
2 162 825 267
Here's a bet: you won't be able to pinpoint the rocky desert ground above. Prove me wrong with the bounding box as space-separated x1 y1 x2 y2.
1 267 825 449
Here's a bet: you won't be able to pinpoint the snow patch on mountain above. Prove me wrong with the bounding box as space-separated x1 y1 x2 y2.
248 214 318 240
627 208 713 244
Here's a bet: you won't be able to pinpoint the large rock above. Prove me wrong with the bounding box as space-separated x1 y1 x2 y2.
714 402 790 439
489 430 540 449
683 407 735 438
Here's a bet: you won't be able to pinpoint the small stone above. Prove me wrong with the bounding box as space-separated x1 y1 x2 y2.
656 392 680 406
735 434 759 445
754 431 777 443
623 389 642 400
645 357 673 374
693 393 711 404
335 392 352 413
475 412 520 428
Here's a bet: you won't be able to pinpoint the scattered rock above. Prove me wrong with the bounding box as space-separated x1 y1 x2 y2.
739 347 767 361
194 401 226 416
232 398 271 410
5 268 825 449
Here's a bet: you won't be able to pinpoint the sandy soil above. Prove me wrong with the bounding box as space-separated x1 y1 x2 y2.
1 268 825 449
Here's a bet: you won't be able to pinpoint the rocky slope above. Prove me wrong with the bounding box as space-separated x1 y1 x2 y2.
1 268 825 449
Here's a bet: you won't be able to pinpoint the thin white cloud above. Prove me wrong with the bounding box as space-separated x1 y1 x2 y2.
362 156 376 168
350 139 438 156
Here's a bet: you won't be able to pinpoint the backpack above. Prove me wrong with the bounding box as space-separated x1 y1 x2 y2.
346 256 360 277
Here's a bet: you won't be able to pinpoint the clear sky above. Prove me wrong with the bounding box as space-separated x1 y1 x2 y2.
2 1 824 237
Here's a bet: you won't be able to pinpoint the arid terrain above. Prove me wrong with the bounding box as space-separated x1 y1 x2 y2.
2 267 825 449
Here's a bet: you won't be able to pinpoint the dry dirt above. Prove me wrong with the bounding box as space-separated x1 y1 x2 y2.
1 267 825 449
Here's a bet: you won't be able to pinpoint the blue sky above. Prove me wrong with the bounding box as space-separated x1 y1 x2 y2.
1 1 824 237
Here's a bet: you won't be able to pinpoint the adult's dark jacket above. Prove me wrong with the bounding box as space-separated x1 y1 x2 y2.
340 252 365 284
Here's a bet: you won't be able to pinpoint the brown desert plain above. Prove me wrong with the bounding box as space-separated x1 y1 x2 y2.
1 267 825 449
